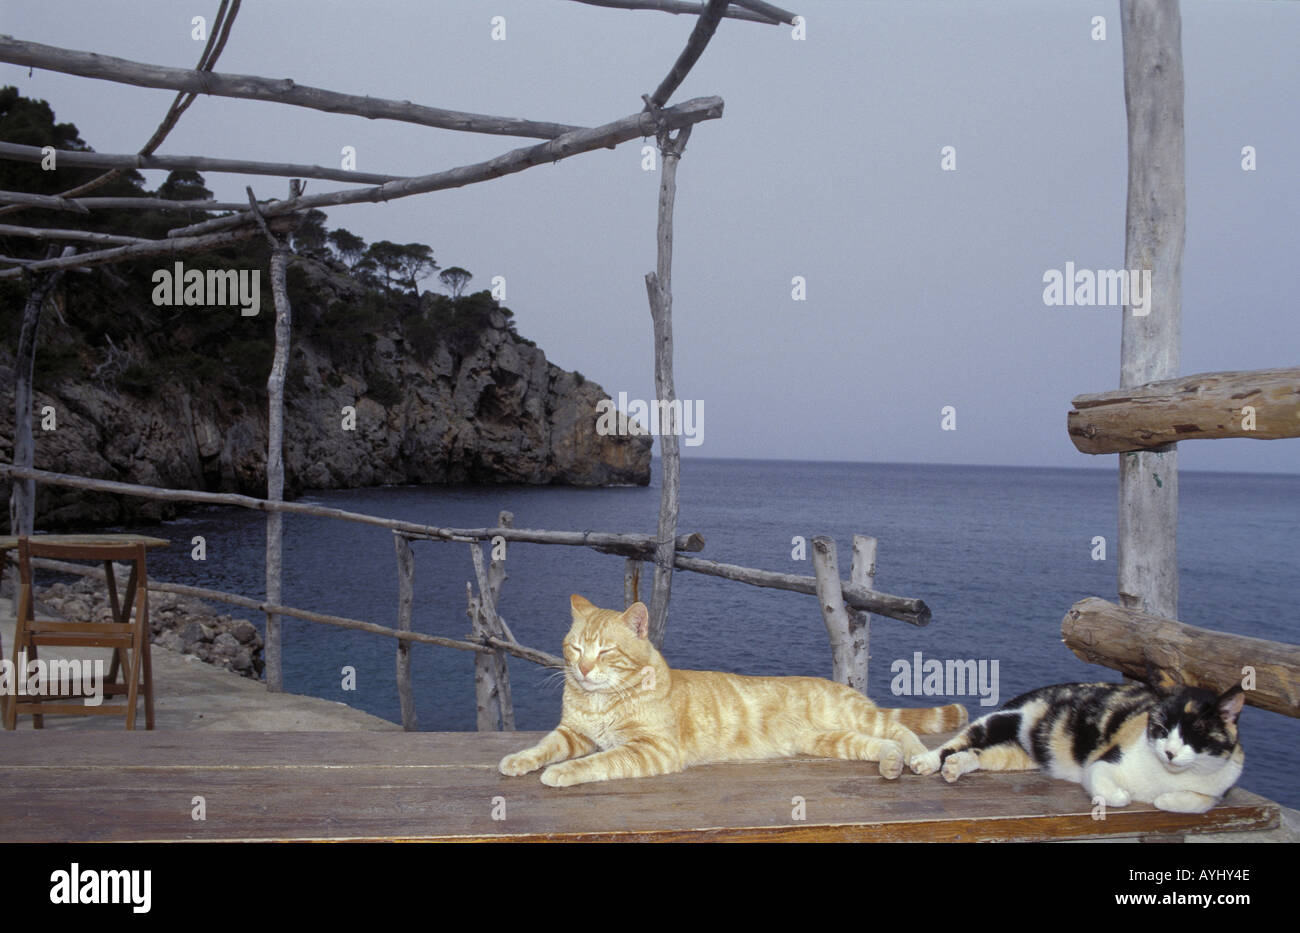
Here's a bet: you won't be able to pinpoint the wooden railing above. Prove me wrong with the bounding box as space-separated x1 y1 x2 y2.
1 463 929 730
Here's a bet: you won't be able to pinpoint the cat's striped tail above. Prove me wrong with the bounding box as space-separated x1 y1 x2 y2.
877 703 969 734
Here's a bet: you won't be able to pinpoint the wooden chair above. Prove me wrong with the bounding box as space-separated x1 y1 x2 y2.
5 536 155 730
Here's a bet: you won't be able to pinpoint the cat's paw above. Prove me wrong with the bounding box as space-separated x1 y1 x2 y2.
877 741 904 780
1102 787 1131 808
940 750 978 783
910 749 941 775
539 763 582 788
1153 791 1215 814
499 751 539 777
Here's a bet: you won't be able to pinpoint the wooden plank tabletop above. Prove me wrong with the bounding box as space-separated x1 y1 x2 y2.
0 534 171 550
0 731 1279 843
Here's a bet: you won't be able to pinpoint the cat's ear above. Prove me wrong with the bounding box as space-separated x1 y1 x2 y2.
622 602 651 640
1216 684 1246 727
1145 661 1180 693
570 594 596 617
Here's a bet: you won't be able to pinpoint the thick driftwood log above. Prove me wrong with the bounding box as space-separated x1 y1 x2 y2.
0 141 409 186
1062 597 1300 718
0 35 580 140
1069 368 1300 453
394 533 417 731
1117 0 1185 619
671 554 930 626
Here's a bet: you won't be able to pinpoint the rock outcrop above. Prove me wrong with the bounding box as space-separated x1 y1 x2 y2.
35 574 266 679
1 257 651 527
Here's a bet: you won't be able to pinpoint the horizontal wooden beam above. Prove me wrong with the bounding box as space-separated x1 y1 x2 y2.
1062 597 1300 718
1069 367 1300 453
672 554 931 626
0 253 89 273
166 95 725 237
0 34 582 140
0 466 701 561
0 141 409 186
565 0 784 24
29 557 493 654
410 527 705 556
0 217 293 278
0 222 153 246
0 189 265 214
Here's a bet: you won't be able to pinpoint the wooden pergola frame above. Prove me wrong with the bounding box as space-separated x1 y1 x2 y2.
2 0 801 691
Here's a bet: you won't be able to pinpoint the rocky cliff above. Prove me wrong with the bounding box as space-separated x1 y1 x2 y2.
1 255 651 528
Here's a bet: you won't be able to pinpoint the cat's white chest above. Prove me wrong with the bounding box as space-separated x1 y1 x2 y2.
1091 736 1242 807
571 697 624 750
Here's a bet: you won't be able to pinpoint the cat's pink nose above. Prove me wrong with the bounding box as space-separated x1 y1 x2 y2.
579 661 593 677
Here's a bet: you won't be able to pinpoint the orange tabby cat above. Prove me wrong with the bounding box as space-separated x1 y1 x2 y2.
499 594 968 787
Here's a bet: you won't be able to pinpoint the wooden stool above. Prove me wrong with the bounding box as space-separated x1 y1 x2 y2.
5 536 158 730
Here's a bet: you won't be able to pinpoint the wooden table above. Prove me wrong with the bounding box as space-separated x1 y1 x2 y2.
0 731 1280 842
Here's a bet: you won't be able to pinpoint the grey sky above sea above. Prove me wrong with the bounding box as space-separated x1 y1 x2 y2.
3 0 1296 474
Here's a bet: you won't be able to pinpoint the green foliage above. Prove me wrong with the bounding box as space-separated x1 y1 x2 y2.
292 209 329 255
118 363 157 397
0 89 542 417
32 341 82 387
364 367 403 407
439 266 472 298
328 228 366 268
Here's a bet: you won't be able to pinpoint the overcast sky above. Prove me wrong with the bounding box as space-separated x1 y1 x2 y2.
3 0 1297 473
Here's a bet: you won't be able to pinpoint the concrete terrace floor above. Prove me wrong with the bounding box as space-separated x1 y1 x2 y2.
1 594 1295 842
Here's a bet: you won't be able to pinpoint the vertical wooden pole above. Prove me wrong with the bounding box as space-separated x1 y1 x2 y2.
1118 0 1184 619
847 534 876 694
489 510 515 730
393 532 417 731
811 536 856 686
645 125 691 648
263 239 291 692
261 181 298 693
624 558 643 608
8 248 73 537
469 539 514 731
488 511 512 607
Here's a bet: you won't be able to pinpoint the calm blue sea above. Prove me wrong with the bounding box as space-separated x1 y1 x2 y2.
124 459 1300 808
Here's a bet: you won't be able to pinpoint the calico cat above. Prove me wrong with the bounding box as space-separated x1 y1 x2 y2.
499 594 968 787
909 676 1246 813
